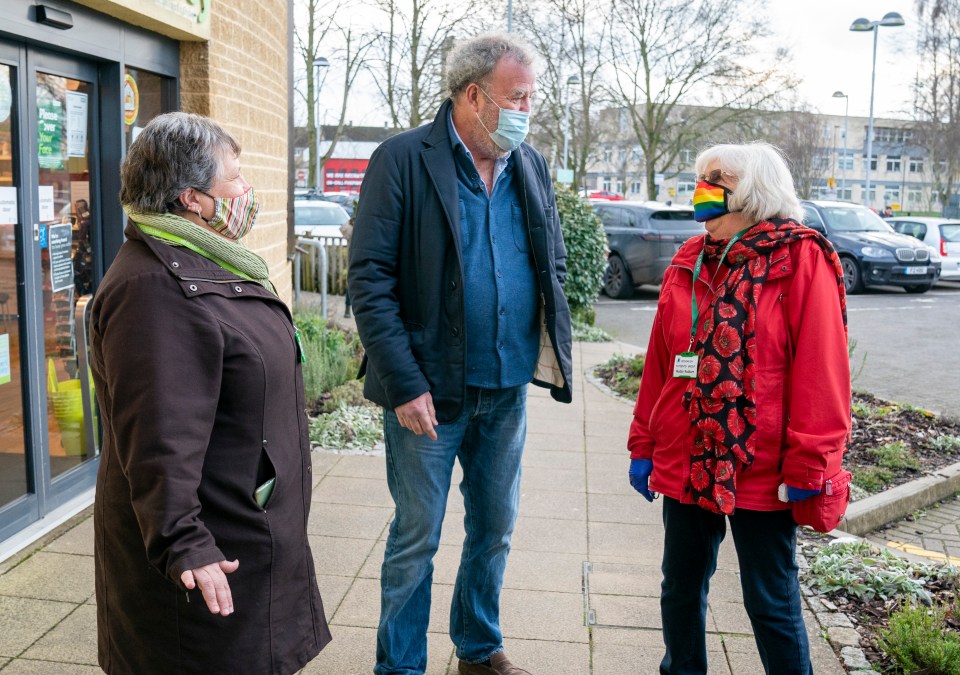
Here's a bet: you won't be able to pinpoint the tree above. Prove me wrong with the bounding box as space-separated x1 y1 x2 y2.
294 0 372 189
761 110 830 199
367 0 481 129
913 0 960 213
605 0 796 200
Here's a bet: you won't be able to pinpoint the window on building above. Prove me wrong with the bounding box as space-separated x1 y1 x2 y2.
631 145 642 163
630 181 642 194
909 157 924 173
884 187 901 204
837 152 854 172
886 155 901 173
861 186 876 203
676 181 696 195
863 155 877 171
617 145 627 162
679 148 694 165
603 177 611 191
907 187 923 205
837 187 853 201
938 159 948 173
602 146 612 163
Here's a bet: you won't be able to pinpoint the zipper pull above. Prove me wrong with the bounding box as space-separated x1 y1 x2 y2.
294 327 306 363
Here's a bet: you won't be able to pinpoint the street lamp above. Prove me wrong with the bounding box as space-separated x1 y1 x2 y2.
562 73 580 172
313 56 330 193
850 12 905 208
832 90 849 197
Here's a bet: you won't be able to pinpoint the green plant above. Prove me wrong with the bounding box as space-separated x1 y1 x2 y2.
595 353 645 399
852 466 895 493
317 379 369 414
877 600 960 675
931 434 960 453
294 311 363 403
309 405 383 450
848 338 867 384
555 185 608 316
868 441 920 471
573 319 612 343
805 540 954 604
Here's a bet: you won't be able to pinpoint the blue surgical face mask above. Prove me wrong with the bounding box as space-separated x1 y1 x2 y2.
476 87 530 152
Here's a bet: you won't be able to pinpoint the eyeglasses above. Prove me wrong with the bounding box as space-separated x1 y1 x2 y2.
697 169 738 184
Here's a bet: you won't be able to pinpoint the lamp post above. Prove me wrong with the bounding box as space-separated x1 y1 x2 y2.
562 73 580 172
313 56 330 193
850 12 904 209
832 91 849 197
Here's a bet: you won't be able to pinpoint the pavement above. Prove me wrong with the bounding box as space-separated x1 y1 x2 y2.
0 336 848 675
866 493 960 565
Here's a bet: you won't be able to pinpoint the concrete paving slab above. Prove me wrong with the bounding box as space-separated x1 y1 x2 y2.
590 641 667 674
588 522 663 561
585 435 631 455
42 517 94 557
589 593 661 629
0 552 93 603
308 534 379 578
586 455 636 495
0 661 101 674
587 493 661 525
726 648 765 674
326 454 388 480
0 597 76 657
501 550 585 593
516 488 586 521
708 601 754 635
509 516 588 555
20 604 97 665
500 589 588 643
584 421 630 441
313 475 396 508
586 561 661 598
316 574 355 619
302 625 454 675
521 448 585 471
307 502 393 540
497 637 590 675
519 466 586 493
330 577 383 628
311 452 341 487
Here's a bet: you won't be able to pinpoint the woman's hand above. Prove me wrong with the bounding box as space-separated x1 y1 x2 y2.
181 559 240 615
629 458 656 502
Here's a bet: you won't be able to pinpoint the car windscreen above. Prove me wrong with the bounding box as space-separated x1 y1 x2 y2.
650 211 695 221
819 206 893 233
941 224 960 242
295 205 347 226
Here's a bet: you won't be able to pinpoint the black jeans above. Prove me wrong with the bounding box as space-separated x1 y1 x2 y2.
659 497 812 675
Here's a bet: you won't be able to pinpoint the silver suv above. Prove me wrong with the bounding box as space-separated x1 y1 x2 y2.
591 201 705 298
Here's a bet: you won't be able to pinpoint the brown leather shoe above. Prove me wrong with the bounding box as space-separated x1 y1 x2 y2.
457 651 531 675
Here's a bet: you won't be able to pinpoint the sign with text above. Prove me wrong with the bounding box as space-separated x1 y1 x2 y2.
48 223 74 293
323 158 368 192
66 91 88 157
37 100 63 170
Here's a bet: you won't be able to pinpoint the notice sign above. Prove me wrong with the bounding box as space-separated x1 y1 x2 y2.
66 91 88 157
123 74 139 126
38 100 64 170
38 185 54 222
48 223 74 292
0 187 16 225
0 334 9 385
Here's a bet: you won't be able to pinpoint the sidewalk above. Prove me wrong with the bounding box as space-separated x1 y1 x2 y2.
866 493 960 564
0 341 846 674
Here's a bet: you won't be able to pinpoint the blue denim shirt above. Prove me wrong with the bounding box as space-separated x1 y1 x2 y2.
447 111 539 389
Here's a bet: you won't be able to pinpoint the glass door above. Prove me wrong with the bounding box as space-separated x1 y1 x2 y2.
0 55 28 511
31 53 100 486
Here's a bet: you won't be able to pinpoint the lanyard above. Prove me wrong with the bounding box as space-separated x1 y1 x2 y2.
689 228 751 349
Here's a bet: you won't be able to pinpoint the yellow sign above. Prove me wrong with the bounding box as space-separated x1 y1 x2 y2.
828 176 836 188
890 203 901 210
123 74 140 127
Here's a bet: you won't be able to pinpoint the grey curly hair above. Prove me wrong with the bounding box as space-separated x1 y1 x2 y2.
120 112 241 213
446 32 537 98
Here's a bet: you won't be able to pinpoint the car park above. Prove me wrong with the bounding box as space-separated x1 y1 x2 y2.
591 200 705 298
293 199 349 237
800 200 941 294
886 216 960 281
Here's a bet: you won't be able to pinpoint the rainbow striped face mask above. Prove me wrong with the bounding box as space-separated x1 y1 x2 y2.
692 181 733 223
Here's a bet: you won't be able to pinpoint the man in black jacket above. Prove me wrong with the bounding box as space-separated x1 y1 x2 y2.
349 32 573 675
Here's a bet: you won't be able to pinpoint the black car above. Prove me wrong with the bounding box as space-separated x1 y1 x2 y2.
800 200 942 294
591 201 706 298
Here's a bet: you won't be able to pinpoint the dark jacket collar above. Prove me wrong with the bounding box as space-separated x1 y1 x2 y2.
124 221 248 281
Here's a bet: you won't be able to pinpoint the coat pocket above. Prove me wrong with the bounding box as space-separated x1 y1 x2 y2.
511 205 530 252
791 469 852 533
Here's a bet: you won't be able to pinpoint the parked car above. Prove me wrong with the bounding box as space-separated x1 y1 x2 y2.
886 216 960 281
587 190 624 201
294 199 349 237
800 200 942 294
591 201 706 298
316 191 358 217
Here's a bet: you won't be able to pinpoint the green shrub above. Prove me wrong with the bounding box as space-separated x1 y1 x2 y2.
294 311 362 403
317 379 369 414
555 185 607 319
853 466 895 493
877 600 960 675
309 405 383 450
932 434 960 453
595 353 645 399
573 319 612 343
868 441 920 471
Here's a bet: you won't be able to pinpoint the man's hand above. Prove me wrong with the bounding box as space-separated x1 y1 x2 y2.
181 559 239 616
395 392 438 440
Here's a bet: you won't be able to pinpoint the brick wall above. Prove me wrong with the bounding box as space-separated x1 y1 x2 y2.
179 0 293 304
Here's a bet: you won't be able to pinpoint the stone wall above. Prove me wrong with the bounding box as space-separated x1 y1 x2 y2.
180 0 293 304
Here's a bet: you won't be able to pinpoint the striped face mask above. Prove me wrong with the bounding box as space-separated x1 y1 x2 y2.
199 185 260 240
692 181 734 223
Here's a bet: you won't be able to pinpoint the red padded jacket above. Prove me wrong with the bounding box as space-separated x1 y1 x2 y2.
628 235 851 511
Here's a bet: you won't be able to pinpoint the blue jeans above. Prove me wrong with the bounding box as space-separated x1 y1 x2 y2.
660 498 812 675
374 386 527 675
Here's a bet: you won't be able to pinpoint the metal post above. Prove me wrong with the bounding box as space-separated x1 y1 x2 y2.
562 86 570 170
314 66 322 193
296 237 329 318
841 96 849 196
864 27 879 208
507 0 512 32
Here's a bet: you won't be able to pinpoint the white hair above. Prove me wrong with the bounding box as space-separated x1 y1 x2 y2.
694 142 803 223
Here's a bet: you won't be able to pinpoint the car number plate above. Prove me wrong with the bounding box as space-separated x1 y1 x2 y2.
903 266 927 275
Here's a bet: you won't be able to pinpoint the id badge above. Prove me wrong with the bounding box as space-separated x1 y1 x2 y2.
673 352 698 379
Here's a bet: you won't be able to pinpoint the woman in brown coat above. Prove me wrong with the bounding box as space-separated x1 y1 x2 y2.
90 112 331 674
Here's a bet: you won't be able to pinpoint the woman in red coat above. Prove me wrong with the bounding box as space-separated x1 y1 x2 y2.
627 142 850 675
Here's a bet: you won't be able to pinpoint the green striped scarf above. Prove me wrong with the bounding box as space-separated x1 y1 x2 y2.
125 209 277 296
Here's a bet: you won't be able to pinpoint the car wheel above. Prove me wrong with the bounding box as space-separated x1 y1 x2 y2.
840 256 864 294
604 255 635 299
905 284 932 294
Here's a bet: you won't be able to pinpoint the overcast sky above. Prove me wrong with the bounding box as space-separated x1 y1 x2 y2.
319 1 922 126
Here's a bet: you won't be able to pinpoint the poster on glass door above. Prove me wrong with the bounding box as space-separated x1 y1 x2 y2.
65 91 88 157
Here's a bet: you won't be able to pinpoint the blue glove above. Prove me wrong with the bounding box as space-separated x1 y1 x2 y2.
786 485 821 502
629 458 656 502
